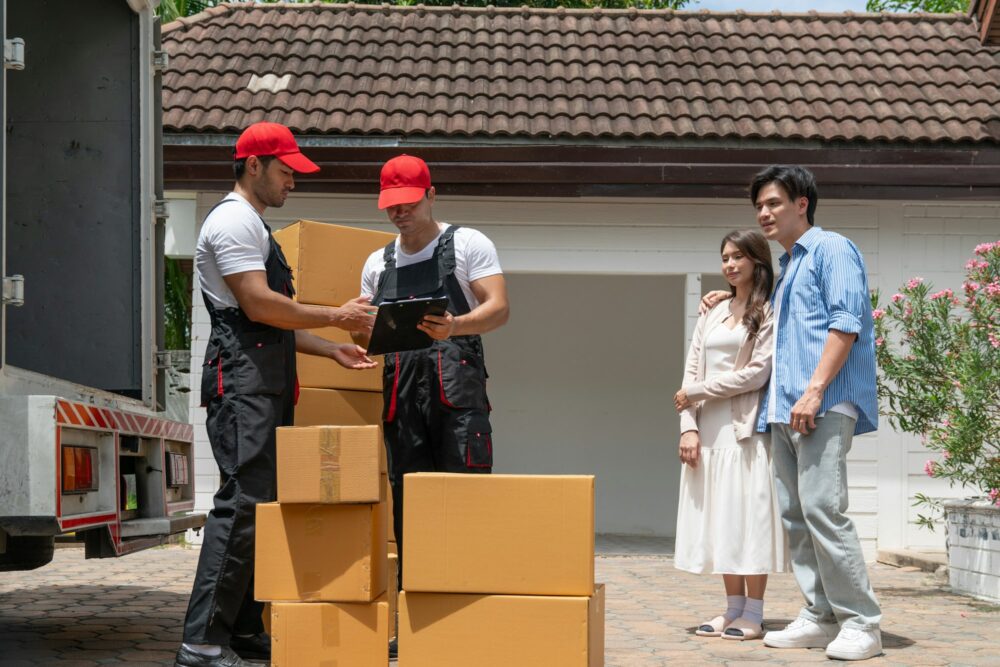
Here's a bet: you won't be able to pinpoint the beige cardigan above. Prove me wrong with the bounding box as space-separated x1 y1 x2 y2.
678 300 773 441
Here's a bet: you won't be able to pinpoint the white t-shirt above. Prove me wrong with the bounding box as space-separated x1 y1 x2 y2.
360 224 502 311
195 193 271 309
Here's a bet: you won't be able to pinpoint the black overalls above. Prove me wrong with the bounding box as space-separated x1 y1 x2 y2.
183 200 297 645
373 225 493 578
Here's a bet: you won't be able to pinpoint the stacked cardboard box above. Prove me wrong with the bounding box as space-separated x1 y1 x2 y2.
256 425 389 667
275 220 396 549
399 473 605 666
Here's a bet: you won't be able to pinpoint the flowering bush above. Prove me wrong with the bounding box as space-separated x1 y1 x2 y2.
872 241 1000 529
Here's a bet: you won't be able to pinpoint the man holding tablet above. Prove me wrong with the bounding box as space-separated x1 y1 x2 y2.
358 154 510 586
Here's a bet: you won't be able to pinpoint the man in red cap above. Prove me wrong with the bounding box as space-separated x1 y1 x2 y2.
358 155 510 628
176 122 377 667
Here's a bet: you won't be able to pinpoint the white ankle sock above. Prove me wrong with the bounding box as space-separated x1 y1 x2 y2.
742 597 764 625
184 643 222 656
724 595 746 622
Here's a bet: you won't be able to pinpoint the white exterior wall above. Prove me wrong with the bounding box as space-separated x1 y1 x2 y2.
184 191 1000 556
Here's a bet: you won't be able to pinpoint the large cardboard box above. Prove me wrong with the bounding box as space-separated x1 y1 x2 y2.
277 426 384 503
295 388 383 427
297 326 383 391
273 220 395 307
403 473 595 595
400 585 605 667
388 553 399 640
271 596 390 667
255 501 388 602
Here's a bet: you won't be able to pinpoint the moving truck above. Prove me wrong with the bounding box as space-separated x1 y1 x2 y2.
0 0 204 571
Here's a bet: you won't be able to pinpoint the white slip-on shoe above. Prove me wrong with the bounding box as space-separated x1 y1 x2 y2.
825 626 883 661
763 617 839 649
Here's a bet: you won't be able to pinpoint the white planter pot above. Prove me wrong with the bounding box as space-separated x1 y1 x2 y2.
944 498 1000 603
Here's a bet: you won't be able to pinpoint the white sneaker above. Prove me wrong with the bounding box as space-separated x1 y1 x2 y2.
763 617 839 649
825 626 883 661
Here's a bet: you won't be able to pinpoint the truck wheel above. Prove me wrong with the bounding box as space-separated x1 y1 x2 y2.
0 535 55 572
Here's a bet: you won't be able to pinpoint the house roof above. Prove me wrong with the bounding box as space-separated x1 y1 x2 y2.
162 2 1000 146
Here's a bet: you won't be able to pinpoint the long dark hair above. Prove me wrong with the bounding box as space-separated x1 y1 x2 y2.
720 229 774 337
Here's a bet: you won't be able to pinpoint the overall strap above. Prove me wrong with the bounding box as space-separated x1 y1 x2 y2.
435 225 460 277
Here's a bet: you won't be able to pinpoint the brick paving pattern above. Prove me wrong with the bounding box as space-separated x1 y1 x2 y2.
0 542 998 666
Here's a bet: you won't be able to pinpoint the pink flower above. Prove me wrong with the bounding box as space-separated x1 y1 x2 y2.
989 333 1000 349
872 308 886 320
906 277 924 289
875 337 885 347
924 460 937 477
891 293 905 304
986 282 1000 297
964 281 981 293
988 488 999 502
974 242 998 256
965 258 989 271
930 289 953 301
942 418 951 427
943 451 951 460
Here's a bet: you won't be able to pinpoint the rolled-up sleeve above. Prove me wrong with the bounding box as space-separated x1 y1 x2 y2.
822 237 867 336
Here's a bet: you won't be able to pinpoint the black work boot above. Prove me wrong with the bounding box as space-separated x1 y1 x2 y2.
229 632 271 661
174 645 248 667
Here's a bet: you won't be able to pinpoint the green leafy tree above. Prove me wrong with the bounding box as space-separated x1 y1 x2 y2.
871 241 1000 529
164 258 192 351
866 0 969 13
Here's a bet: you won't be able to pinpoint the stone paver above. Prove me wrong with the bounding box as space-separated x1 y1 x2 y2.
0 543 998 665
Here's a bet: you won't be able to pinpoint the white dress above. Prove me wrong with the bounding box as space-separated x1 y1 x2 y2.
674 321 788 575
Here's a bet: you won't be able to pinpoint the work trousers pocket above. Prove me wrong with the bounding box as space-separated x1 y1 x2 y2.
459 411 493 470
437 345 487 410
232 331 286 395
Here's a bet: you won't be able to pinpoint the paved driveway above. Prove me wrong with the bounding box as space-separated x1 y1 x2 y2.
0 540 997 666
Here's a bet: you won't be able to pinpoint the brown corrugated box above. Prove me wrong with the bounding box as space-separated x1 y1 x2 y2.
403 473 595 595
276 426 384 503
294 388 383 427
270 596 390 667
386 474 395 544
273 220 394 307
388 552 399 641
297 326 383 392
399 585 605 667
255 501 388 602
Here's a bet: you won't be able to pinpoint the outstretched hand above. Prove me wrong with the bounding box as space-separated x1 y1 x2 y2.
331 344 377 370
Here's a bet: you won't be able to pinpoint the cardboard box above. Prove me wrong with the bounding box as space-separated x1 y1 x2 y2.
297 326 383 392
295 388 383 427
277 426 384 503
403 473 595 596
271 596 390 667
273 220 395 307
388 553 399 640
255 501 388 602
400 585 605 667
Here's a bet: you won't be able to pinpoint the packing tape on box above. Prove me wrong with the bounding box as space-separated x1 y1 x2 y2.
319 430 344 502
321 604 342 648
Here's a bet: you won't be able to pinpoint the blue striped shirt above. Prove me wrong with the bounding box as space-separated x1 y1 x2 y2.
757 226 879 435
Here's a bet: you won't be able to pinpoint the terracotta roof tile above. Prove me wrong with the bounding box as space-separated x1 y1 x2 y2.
162 3 1000 144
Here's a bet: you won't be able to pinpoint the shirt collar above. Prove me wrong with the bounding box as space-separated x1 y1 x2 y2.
778 225 823 267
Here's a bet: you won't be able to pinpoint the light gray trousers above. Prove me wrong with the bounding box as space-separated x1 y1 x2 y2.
771 413 882 630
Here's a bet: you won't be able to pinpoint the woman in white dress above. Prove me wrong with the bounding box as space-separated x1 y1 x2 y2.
673 229 787 641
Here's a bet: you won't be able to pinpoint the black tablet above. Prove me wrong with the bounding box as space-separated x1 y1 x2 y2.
365 297 450 356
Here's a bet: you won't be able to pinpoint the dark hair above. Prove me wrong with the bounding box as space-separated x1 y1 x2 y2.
749 165 818 226
720 229 774 337
233 154 276 181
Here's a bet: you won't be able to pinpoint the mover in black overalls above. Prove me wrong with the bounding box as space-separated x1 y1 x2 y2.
358 155 510 589
176 122 377 667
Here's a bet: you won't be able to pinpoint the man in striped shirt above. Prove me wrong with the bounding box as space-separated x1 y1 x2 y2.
751 165 883 661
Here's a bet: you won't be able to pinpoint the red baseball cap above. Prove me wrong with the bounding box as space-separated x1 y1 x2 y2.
234 122 319 174
378 155 431 209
